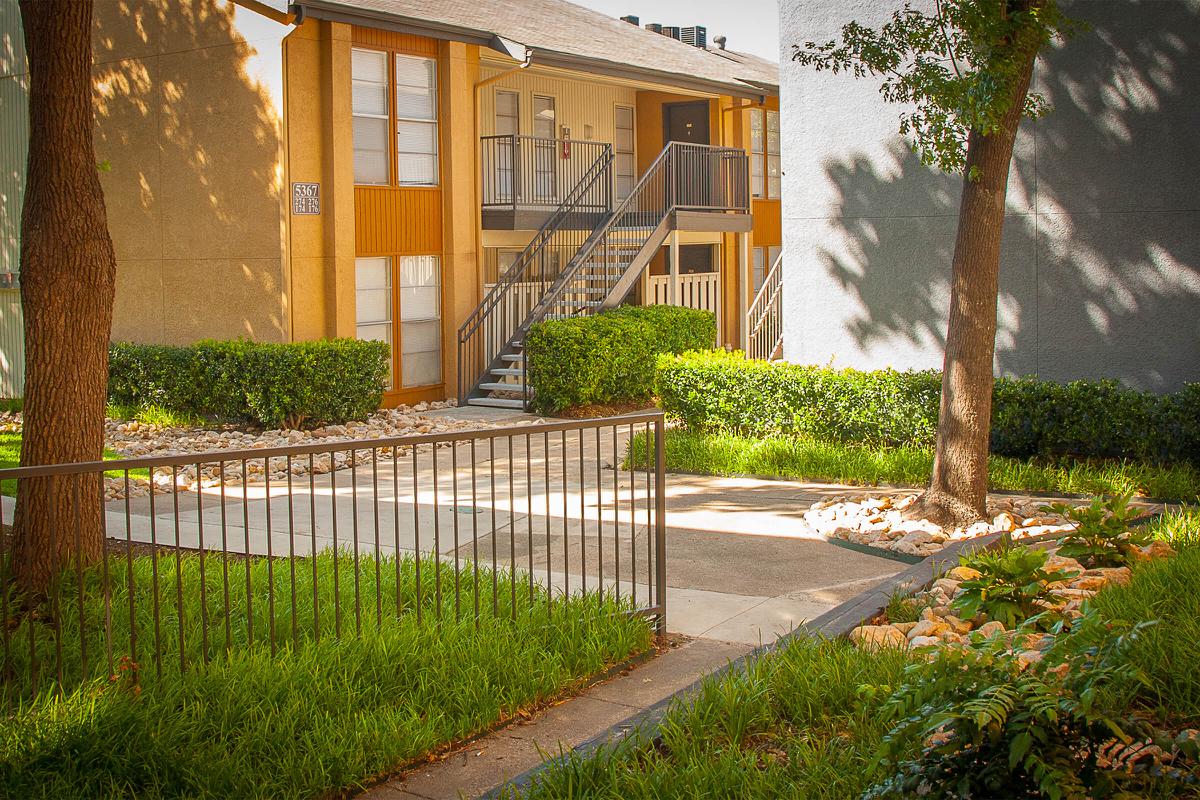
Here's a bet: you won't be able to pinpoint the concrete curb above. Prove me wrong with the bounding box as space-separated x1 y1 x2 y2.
486 509 1166 798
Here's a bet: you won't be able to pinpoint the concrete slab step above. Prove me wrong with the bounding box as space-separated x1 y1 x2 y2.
465 396 525 409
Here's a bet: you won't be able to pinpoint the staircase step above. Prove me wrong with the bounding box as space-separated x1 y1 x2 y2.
479 381 524 393
466 396 526 409
500 353 525 363
491 367 523 377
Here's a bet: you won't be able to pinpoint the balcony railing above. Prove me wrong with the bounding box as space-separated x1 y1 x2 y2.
481 135 612 213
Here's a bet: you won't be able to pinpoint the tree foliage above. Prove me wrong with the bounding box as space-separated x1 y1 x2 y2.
793 1 1076 177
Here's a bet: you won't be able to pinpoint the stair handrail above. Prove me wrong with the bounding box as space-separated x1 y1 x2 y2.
456 142 613 402
746 249 784 360
528 141 749 326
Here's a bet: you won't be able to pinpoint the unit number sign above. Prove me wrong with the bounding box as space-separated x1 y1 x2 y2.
291 182 320 215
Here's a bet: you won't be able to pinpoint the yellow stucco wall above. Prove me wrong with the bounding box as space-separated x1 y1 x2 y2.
92 0 292 344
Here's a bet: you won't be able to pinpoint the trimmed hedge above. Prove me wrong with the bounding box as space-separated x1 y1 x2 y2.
526 306 716 415
656 350 1200 464
108 339 390 429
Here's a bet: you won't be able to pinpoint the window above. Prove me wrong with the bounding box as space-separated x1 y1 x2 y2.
532 95 556 199
395 55 438 186
352 49 390 184
614 105 635 201
356 256 393 385
495 90 519 202
749 109 781 199
398 255 442 387
752 245 783 293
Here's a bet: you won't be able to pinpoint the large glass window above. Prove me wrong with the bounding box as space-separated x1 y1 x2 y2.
355 256 393 385
399 255 442 387
351 49 390 185
395 55 438 186
749 109 781 200
614 105 635 201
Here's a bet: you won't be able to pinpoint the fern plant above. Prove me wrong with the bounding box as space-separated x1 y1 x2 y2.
863 612 1182 800
1042 492 1151 568
951 546 1078 629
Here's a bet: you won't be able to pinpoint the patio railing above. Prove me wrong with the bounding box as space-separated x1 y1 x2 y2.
0 412 667 704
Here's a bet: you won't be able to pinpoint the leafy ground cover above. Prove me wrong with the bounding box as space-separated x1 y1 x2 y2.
510 509 1200 799
627 429 1200 503
0 552 652 799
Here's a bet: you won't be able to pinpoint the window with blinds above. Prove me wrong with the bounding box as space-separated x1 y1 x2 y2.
398 255 442 387
615 105 635 201
351 49 390 185
749 109 782 200
395 54 438 186
355 256 393 386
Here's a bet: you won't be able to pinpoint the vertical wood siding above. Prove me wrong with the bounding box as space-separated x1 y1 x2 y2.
0 3 28 396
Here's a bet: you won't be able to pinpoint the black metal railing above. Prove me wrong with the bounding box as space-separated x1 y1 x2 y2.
0 413 668 704
458 144 614 402
460 142 748 409
481 135 612 213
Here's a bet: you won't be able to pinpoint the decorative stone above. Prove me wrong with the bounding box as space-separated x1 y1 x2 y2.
946 565 982 581
976 620 1006 639
909 635 940 649
849 625 907 652
1017 649 1045 669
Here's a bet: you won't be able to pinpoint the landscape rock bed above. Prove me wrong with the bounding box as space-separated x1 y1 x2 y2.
849 539 1177 661
5 403 539 500
804 493 1077 557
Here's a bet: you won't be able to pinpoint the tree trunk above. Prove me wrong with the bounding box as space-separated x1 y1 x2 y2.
11 0 116 595
912 44 1039 529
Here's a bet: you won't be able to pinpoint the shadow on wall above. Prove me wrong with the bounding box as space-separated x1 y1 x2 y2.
818 0 1200 391
91 0 286 344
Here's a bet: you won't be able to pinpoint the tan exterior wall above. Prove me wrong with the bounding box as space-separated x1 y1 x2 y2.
92 0 292 344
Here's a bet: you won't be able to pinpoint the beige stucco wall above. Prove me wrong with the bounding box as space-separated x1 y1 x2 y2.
92 0 292 344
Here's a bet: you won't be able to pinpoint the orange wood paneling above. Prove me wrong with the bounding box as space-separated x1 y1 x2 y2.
752 199 782 246
351 27 439 56
354 186 444 255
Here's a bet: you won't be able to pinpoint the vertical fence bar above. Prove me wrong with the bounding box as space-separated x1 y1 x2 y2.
393 446 402 620
241 459 253 648
309 453 319 643
148 474 162 679
489 437 498 617
470 439 480 626
578 429 586 596
644 422 653 620
0 491 9 693
124 473 135 682
287 455 297 648
595 427 604 604
219 461 231 654
612 424 621 604
170 467 186 673
654 417 667 635
560 429 569 601
627 423 637 609
194 464 208 665
543 431 551 615
264 459 275 655
72 476 88 682
525 433 534 605
507 436 516 619
371 448 382 629
350 449 362 637
451 442 461 622
412 445 422 624
98 473 113 680
432 443 442 621
330 452 341 639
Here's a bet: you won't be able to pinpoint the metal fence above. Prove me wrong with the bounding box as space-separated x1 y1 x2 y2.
0 412 667 703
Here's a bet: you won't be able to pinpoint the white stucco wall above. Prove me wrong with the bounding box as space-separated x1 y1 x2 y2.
779 0 1200 391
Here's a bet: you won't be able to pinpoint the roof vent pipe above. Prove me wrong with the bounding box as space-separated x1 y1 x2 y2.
713 34 727 50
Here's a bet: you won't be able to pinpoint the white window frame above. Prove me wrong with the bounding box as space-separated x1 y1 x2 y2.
614 104 636 202
393 53 439 187
351 48 391 186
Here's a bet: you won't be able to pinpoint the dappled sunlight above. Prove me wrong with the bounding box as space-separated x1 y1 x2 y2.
819 2 1200 389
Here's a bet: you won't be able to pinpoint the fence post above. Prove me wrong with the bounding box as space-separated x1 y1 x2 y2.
654 415 667 637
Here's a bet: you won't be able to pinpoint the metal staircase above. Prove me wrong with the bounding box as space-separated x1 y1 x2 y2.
746 249 783 361
458 141 749 409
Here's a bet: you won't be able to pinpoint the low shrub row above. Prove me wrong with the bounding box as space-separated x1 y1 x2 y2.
656 350 1200 463
108 339 389 429
526 306 716 415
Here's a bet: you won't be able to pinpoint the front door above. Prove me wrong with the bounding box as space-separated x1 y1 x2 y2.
663 101 710 145
663 101 711 208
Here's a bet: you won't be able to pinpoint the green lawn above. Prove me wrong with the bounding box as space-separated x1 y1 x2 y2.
627 429 1200 503
509 509 1200 800
0 429 147 497
0 553 653 799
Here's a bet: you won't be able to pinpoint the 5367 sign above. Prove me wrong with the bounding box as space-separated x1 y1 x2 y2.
291 182 320 215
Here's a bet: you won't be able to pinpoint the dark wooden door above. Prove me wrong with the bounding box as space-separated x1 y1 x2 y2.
663 101 710 145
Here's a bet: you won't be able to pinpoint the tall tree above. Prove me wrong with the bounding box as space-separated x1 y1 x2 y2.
794 0 1074 526
12 0 116 593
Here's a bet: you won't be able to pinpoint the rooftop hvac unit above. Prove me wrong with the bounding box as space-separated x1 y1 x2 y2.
662 26 681 40
681 26 707 48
